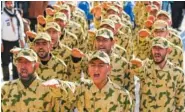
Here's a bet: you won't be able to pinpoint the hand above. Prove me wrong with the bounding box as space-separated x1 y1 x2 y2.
71 48 85 58
37 15 46 25
42 79 60 88
88 30 96 37
130 58 143 68
10 47 21 54
138 29 150 38
1 44 4 52
145 20 153 28
26 31 37 39
101 2 111 10
45 8 55 16
147 15 155 22
53 5 60 11
91 6 102 19
146 5 152 12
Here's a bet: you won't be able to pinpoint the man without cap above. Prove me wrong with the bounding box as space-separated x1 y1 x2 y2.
1 48 75 111
1 1 25 81
131 37 185 111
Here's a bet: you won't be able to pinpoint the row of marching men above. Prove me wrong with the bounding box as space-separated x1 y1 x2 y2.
2 1 184 112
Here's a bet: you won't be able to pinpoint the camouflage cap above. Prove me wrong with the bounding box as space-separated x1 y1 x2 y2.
96 28 114 39
15 48 38 62
45 22 61 32
65 1 77 6
152 20 168 31
60 4 70 12
54 12 67 22
156 10 170 19
107 6 119 14
152 37 169 48
33 32 51 42
89 50 110 65
112 1 122 8
107 14 121 24
100 19 115 29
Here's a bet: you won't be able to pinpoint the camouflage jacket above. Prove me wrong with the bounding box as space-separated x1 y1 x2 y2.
36 54 68 81
70 51 135 101
1 77 75 112
136 60 185 112
76 78 133 112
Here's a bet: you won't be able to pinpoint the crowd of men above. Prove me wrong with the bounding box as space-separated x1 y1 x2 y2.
1 1 185 112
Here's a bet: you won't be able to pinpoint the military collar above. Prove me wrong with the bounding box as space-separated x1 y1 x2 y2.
18 75 41 90
91 78 113 93
153 60 172 71
39 54 57 68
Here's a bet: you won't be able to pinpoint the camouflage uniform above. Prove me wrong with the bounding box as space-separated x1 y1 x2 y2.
53 12 79 49
152 20 183 48
76 78 132 112
134 37 185 111
33 32 69 112
71 28 135 102
36 54 68 81
133 29 151 60
1 48 75 112
152 20 183 68
75 50 132 112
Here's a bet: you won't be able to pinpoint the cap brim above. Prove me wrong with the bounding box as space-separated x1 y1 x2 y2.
16 55 35 62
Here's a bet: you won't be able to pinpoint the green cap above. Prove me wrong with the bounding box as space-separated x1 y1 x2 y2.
33 32 51 42
45 22 61 32
89 50 110 65
54 12 68 22
152 37 169 48
100 19 115 29
15 48 38 62
96 28 114 39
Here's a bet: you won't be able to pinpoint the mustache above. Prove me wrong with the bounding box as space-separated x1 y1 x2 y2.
154 53 161 57
20 68 28 73
38 48 45 52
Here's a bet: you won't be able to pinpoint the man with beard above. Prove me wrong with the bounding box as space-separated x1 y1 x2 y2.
32 32 71 111
131 37 185 111
1 1 25 81
33 32 68 80
1 48 75 111
152 20 183 69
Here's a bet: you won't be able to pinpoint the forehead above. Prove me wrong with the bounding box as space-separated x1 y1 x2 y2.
35 39 48 43
89 59 106 64
5 1 13 4
96 36 110 40
46 28 58 32
157 14 169 19
154 29 167 32
16 57 31 62
152 46 166 49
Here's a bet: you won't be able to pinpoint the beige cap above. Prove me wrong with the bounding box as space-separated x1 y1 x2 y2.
89 50 110 65
45 22 61 32
33 32 51 42
96 28 114 39
15 48 38 62
152 36 169 48
152 20 168 31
